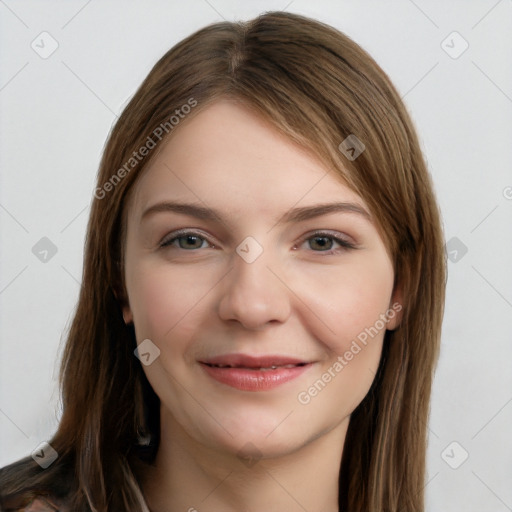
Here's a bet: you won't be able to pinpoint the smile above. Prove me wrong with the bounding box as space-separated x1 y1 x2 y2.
199 354 313 391
206 363 305 370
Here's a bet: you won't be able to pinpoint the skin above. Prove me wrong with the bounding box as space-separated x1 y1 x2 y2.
122 99 402 512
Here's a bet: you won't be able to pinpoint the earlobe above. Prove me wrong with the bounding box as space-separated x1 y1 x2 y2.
122 306 134 325
112 285 133 325
386 285 404 331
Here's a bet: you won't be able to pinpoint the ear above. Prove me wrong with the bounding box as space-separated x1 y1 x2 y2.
112 286 134 325
386 281 404 331
122 305 134 325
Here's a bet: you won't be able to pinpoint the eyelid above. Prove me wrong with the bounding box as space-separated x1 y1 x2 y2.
159 228 215 248
296 230 357 251
159 228 358 252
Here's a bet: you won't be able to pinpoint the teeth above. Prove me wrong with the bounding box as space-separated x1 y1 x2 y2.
259 364 297 370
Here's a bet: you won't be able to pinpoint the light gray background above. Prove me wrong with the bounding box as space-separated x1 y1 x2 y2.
1 0 511 510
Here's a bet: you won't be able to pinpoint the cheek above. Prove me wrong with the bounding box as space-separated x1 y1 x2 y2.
295 256 394 410
126 263 214 353
295 253 395 356
294 268 392 413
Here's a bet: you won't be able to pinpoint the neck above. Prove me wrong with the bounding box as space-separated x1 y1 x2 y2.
142 411 347 512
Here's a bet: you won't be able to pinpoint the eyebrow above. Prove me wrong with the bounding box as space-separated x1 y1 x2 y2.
141 200 371 225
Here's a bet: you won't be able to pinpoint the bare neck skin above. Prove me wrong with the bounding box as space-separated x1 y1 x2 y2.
142 408 347 512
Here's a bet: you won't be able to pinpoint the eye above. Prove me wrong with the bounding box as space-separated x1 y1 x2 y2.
299 231 356 255
158 229 355 254
160 230 213 250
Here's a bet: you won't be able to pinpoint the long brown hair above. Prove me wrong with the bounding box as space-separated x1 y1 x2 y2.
0 11 446 511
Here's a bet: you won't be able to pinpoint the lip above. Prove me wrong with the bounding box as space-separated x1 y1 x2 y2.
198 354 313 391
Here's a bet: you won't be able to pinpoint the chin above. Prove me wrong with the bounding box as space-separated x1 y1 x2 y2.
193 407 316 460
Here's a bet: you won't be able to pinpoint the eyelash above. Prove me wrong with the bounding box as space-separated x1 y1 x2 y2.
159 229 356 255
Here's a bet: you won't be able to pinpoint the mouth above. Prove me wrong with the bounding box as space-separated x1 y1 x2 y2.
198 354 313 391
204 363 307 370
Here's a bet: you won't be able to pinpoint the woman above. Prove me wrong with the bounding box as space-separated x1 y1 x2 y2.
0 11 446 512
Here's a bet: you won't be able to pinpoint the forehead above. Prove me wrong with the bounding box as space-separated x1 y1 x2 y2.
127 99 367 220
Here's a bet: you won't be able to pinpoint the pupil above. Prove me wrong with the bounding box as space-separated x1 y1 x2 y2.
312 236 332 251
180 236 201 249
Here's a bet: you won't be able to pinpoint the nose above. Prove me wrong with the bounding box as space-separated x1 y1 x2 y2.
217 245 291 330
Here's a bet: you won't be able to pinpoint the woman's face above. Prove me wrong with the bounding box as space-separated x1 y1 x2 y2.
122 99 402 459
